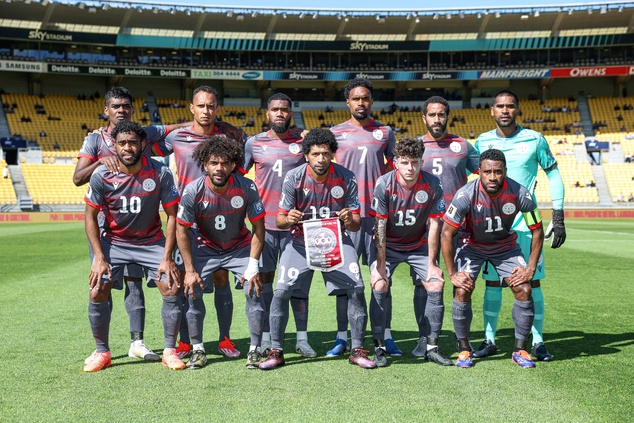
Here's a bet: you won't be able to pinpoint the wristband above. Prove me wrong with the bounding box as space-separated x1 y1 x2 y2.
244 257 259 281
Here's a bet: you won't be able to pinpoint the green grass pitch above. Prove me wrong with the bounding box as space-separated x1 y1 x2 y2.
0 219 632 421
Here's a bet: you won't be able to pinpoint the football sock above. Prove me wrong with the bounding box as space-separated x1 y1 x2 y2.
244 282 264 346
337 331 348 341
161 295 181 349
384 328 392 340
335 294 348 332
291 296 309 332
483 286 503 343
296 331 308 342
262 282 273 333
186 287 206 346
192 343 204 353
384 289 393 336
512 299 534 341
452 299 472 341
178 290 190 343
214 284 233 340
369 289 387 342
89 301 111 353
124 280 145 335
269 290 292 350
413 287 428 337
531 286 545 344
347 288 368 350
425 291 445 340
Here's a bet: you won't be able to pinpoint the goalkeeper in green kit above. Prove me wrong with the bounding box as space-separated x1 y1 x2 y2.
473 90 566 362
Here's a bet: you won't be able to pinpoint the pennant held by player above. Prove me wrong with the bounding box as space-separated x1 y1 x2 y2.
303 217 344 272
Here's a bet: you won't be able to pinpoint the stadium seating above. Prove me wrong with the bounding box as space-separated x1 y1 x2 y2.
535 155 598 203
0 160 17 205
587 96 634 134
603 163 634 202
21 163 85 205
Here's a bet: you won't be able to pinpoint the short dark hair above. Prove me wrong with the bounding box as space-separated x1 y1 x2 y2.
493 90 519 106
192 85 219 101
302 128 338 155
480 148 506 166
267 93 292 109
393 136 424 159
192 135 242 171
111 120 146 142
422 96 450 116
104 87 133 106
344 78 374 99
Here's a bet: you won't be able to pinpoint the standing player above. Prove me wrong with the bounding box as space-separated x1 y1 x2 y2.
412 95 480 357
327 77 397 357
83 120 183 372
176 136 265 369
369 137 451 367
259 129 376 370
74 86 174 362
153 85 246 359
474 90 566 361
441 148 544 369
237 93 315 357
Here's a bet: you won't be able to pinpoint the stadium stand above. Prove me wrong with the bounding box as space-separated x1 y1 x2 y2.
21 163 85 205
603 163 634 202
0 160 17 205
587 96 634 134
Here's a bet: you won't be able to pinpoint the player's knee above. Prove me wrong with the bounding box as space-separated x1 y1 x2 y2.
454 288 471 302
373 279 389 292
261 271 275 284
212 270 229 286
512 283 532 301
423 280 444 292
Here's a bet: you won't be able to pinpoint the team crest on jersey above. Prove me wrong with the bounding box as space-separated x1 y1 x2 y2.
289 143 301 154
331 186 344 199
450 142 462 153
349 262 360 275
372 129 383 140
502 202 516 215
518 144 529 154
231 196 245 209
518 256 527 267
415 190 428 204
311 228 337 254
143 179 156 192
112 182 120 190
476 204 483 212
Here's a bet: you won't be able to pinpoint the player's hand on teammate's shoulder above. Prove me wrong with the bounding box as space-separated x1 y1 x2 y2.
99 156 120 174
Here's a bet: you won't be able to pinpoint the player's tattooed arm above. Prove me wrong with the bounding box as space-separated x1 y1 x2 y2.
371 217 389 290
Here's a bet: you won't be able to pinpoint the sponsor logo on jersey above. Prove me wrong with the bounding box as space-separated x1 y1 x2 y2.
437 198 446 211
502 202 516 215
86 186 92 198
331 186 344 199
372 129 383 140
450 141 462 153
518 256 527 267
142 179 156 192
186 136 193 142
231 196 245 209
177 205 184 219
446 204 456 218
457 191 466 199
476 203 483 212
289 143 301 154
202 201 209 208
525 192 532 200
303 188 310 195
249 183 257 191
254 201 264 215
261 145 268 151
171 185 178 197
371 197 379 209
112 182 119 190
340 132 348 139
415 190 428 203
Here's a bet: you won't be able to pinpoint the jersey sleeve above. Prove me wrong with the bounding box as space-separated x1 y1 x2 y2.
430 179 446 217
85 168 105 209
536 134 558 172
238 137 255 174
176 182 196 227
278 173 296 213
370 177 388 218
152 131 175 157
385 128 396 166
443 186 470 228
245 178 265 222
466 142 480 174
517 185 542 229
345 173 361 213
145 125 168 143
77 133 99 161
159 166 180 209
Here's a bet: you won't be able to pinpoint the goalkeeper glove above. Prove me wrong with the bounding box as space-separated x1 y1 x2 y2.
544 209 566 249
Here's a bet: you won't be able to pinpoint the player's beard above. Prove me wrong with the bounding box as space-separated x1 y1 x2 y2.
426 121 447 138
482 180 502 195
270 119 291 133
496 114 515 128
118 149 142 167
210 172 230 187
352 110 369 121
310 163 329 176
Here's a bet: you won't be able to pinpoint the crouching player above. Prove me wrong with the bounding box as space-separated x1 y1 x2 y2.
176 136 265 370
83 120 183 372
441 149 544 369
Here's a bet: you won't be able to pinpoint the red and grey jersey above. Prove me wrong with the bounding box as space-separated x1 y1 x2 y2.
238 130 304 231
177 174 265 253
85 156 179 245
330 119 395 217
371 170 445 251
279 162 360 244
78 125 168 162
443 177 541 255
153 125 240 196
421 134 480 206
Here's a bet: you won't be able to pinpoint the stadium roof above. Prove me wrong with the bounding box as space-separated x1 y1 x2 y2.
1 0 633 41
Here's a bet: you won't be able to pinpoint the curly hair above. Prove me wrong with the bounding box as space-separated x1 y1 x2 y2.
267 93 292 109
104 87 133 107
344 77 374 99
302 128 338 155
493 89 519 106
111 120 146 142
192 135 242 171
393 136 424 159
192 85 219 100
480 148 506 166
422 96 450 116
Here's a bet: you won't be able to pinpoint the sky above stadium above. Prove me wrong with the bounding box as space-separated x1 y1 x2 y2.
181 0 581 9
